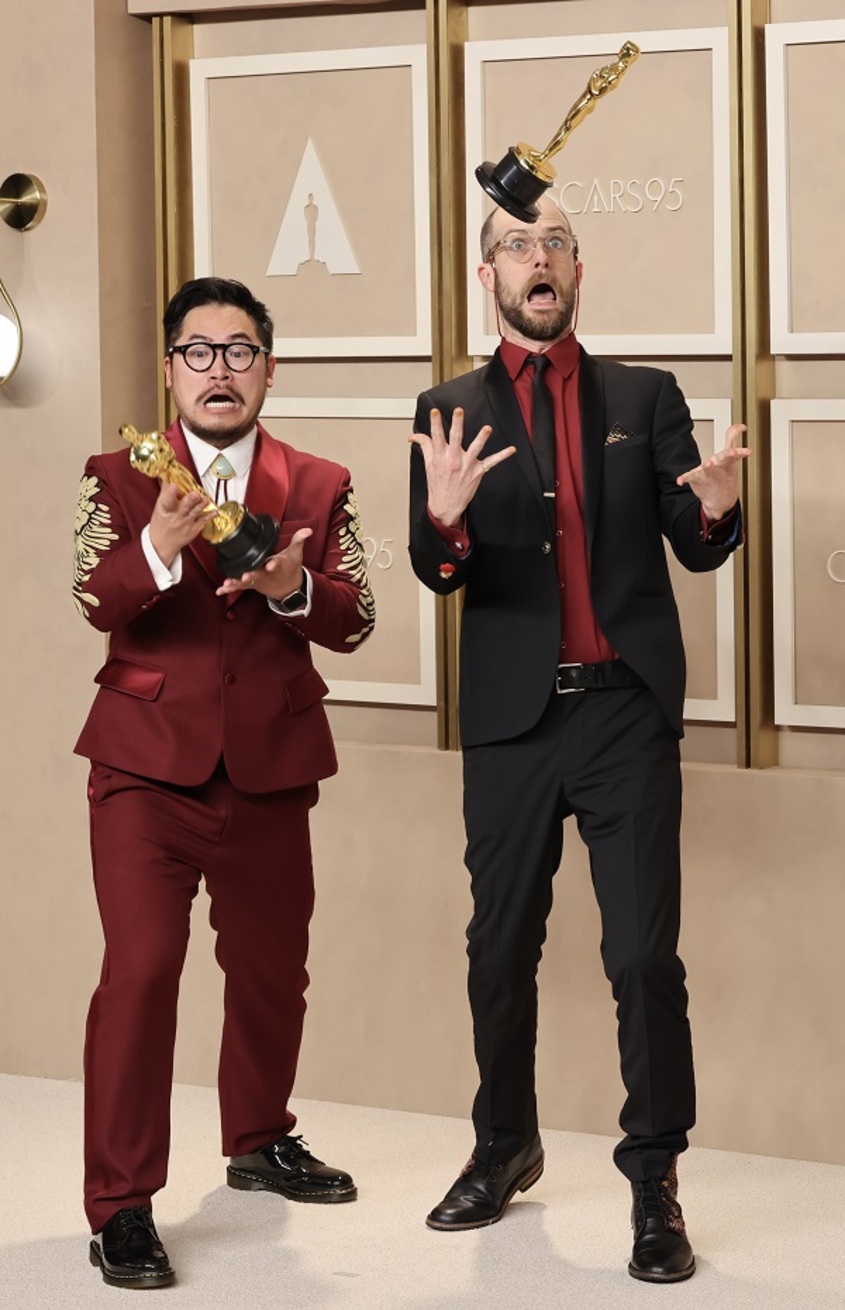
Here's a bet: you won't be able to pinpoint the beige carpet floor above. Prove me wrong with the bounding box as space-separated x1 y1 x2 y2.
0 1074 842 1308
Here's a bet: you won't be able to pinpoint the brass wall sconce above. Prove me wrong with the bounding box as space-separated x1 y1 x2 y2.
0 173 48 385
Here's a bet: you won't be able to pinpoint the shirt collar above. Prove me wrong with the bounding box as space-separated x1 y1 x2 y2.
180 422 258 481
499 331 580 382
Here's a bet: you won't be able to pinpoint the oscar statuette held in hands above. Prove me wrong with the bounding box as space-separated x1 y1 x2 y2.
476 40 641 222
120 424 280 578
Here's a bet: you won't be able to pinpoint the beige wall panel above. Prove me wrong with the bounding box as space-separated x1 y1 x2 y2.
773 0 845 19
778 728 845 771
481 50 715 340
130 0 402 16
785 43 845 336
326 703 437 746
667 416 720 704
204 65 418 341
680 724 736 765
646 359 733 398
669 571 718 703
269 359 432 401
791 421 845 707
468 1 728 41
193 8 426 59
776 358 845 401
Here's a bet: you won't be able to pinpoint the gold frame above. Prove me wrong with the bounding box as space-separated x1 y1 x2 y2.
427 0 467 750
153 15 194 431
729 0 775 767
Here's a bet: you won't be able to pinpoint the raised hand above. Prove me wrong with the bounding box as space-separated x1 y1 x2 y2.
149 483 217 569
410 407 516 528
677 423 751 523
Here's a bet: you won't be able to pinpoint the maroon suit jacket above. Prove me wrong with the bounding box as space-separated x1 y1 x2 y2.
73 420 374 792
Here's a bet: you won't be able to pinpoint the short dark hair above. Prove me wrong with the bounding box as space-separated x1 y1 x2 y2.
163 277 274 352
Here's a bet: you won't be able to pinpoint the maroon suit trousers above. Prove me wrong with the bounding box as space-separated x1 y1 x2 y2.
83 762 317 1233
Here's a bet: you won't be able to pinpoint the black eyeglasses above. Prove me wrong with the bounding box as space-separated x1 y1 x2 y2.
168 342 270 373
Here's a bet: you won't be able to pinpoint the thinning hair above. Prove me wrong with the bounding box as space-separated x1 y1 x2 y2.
163 278 274 352
479 198 573 261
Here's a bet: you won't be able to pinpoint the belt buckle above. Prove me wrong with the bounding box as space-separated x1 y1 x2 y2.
556 662 587 695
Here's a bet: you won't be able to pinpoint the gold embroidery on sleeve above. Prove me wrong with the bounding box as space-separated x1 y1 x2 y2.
73 475 118 617
337 491 375 645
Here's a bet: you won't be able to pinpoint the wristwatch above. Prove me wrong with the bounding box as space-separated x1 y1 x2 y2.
277 572 308 613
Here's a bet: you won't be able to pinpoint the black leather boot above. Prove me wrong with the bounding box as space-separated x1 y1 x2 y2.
629 1158 695 1282
426 1136 544 1231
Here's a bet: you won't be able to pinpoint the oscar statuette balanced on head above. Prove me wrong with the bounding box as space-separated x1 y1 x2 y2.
120 424 280 578
476 41 641 222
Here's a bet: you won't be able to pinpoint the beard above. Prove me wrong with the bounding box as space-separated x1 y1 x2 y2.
185 391 256 449
188 415 253 449
495 278 576 343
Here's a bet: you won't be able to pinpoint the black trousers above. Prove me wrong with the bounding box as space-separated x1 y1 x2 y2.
462 685 695 1183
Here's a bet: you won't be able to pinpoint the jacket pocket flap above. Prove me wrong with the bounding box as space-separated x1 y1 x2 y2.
94 657 165 701
277 519 317 551
286 665 329 714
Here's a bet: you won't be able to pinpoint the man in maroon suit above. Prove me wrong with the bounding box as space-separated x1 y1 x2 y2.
73 277 375 1289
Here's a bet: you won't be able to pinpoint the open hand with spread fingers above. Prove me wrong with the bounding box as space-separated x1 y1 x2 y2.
676 423 751 524
410 407 516 529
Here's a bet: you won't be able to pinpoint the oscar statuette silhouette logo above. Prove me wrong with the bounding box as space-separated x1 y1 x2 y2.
120 424 280 577
477 41 641 222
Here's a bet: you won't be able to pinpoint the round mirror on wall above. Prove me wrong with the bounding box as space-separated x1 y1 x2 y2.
0 291 21 384
0 174 47 386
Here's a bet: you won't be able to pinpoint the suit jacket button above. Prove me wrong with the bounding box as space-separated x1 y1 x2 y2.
224 673 236 685
541 541 552 554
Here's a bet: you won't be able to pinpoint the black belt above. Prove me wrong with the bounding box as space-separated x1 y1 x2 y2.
556 660 645 693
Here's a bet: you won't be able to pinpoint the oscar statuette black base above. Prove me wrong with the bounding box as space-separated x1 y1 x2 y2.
216 511 280 578
476 153 550 224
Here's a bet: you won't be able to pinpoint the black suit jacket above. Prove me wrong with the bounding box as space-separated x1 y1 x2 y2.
409 345 740 745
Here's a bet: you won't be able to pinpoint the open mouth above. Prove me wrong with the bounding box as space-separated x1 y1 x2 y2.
203 392 240 411
526 282 558 307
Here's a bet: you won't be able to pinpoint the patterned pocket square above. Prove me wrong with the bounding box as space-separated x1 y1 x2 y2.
605 422 637 445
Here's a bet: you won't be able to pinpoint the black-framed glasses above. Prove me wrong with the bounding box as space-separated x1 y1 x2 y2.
487 232 579 264
168 342 270 373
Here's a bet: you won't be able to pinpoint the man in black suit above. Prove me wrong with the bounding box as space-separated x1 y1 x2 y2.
409 199 748 1282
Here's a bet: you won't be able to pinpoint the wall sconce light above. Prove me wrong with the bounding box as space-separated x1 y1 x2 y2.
0 173 48 386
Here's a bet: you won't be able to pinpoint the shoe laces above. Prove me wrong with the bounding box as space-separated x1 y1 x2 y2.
459 1154 503 1181
271 1134 312 1160
634 1177 686 1236
115 1207 156 1235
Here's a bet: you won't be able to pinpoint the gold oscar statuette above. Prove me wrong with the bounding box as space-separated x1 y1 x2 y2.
120 424 280 577
476 41 641 222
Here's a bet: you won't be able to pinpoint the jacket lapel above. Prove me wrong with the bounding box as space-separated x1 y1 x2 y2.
243 422 291 525
578 348 606 553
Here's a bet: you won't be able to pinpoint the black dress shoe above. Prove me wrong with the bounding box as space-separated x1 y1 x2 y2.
425 1136 544 1231
89 1206 174 1289
628 1162 695 1283
227 1133 357 1203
